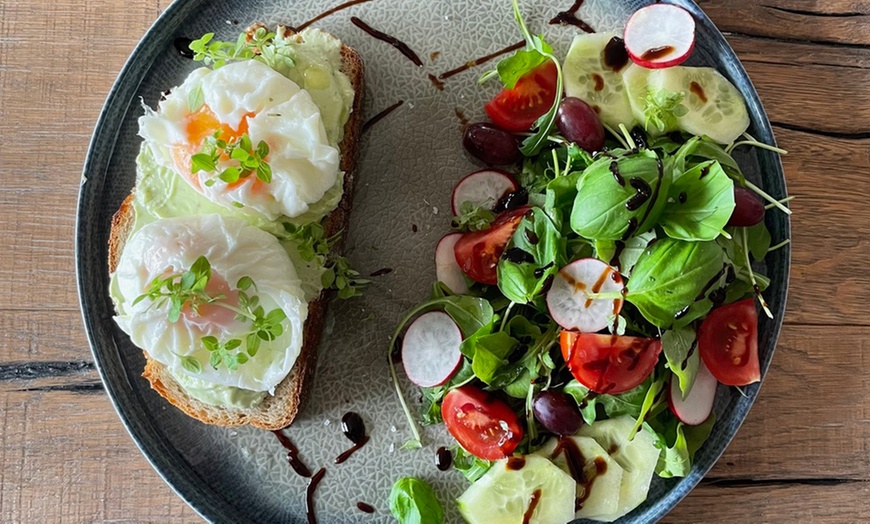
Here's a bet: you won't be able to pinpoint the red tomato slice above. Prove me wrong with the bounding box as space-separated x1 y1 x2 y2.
698 298 760 386
484 61 559 132
560 331 662 394
441 385 523 460
454 206 530 285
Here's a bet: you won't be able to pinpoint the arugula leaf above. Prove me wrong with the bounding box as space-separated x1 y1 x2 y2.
452 447 493 483
504 0 563 157
594 230 656 277
497 207 564 304
662 327 699 399
627 238 725 328
563 379 653 425
389 477 444 524
649 412 716 478
660 160 735 241
630 371 667 438
571 150 671 241
671 136 743 183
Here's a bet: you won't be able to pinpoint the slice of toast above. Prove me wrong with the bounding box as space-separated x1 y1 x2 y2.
108 30 364 430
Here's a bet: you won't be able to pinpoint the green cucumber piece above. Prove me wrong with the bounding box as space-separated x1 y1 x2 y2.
578 416 660 521
456 455 575 524
563 32 636 130
535 436 624 521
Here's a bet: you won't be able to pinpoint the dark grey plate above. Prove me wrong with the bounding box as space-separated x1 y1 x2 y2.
76 0 789 522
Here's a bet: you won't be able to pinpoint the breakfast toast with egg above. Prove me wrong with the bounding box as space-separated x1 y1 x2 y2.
108 28 364 430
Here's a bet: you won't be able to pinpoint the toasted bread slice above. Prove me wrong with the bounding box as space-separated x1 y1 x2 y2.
108 30 364 430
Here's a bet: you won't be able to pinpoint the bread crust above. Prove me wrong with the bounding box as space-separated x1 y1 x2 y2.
108 31 364 430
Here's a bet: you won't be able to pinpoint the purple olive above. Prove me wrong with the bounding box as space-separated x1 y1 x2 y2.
463 123 522 165
556 97 605 153
728 186 765 227
533 390 584 436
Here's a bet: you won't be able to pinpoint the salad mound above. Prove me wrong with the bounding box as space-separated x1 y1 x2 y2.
388 2 790 523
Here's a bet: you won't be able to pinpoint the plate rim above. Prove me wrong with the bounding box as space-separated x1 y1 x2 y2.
75 0 791 522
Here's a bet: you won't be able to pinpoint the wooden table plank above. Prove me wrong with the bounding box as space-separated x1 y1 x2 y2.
665 481 870 523
698 0 870 46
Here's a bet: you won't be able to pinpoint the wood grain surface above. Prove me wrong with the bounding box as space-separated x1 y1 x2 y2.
1 0 868 522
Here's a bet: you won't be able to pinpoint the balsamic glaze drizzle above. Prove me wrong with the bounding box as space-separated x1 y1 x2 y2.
351 17 423 66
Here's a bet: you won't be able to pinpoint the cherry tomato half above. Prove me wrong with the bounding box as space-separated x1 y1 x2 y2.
698 298 760 386
454 206 530 285
441 385 524 460
484 61 559 132
560 331 662 394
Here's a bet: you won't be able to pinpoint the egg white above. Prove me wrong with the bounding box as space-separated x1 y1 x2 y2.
112 214 307 393
139 59 340 220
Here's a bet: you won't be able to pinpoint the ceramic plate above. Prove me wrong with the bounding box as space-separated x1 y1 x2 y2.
77 0 789 521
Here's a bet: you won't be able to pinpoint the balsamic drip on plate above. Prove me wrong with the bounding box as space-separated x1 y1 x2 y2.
306 468 327 524
295 0 377 32
436 446 453 471
549 0 595 33
272 430 312 478
335 412 370 464
351 17 423 66
439 40 525 80
357 502 376 513
362 100 404 133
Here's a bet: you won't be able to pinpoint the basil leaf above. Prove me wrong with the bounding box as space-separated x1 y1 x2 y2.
497 208 564 304
660 160 735 241
469 332 519 384
627 238 725 328
662 327 699 398
571 151 671 241
389 477 444 524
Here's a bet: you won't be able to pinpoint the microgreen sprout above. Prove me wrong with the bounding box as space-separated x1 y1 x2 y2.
192 132 272 186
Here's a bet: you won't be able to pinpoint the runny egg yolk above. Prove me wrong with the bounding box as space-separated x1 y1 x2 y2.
171 105 265 192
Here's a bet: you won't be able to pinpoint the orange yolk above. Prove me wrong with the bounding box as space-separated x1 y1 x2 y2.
172 105 265 192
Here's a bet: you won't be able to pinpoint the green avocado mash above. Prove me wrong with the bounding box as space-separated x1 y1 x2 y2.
170 368 267 409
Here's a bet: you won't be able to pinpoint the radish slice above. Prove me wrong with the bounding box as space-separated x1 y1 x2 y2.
546 258 624 333
669 359 718 425
402 311 463 388
624 4 695 69
451 169 518 215
435 233 468 295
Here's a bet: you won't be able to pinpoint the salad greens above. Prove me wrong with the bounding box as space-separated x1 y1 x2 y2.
388 0 790 521
389 477 444 524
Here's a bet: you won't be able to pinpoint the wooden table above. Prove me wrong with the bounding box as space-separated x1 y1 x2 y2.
1 0 868 521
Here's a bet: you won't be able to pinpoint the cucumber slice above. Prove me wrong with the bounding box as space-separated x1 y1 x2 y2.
457 455 575 524
563 33 636 130
535 436 624 521
578 416 660 521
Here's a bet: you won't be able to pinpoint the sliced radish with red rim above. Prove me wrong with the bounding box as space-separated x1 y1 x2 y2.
624 4 695 69
402 311 463 388
669 359 717 425
451 169 518 215
546 258 624 333
435 233 468 295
